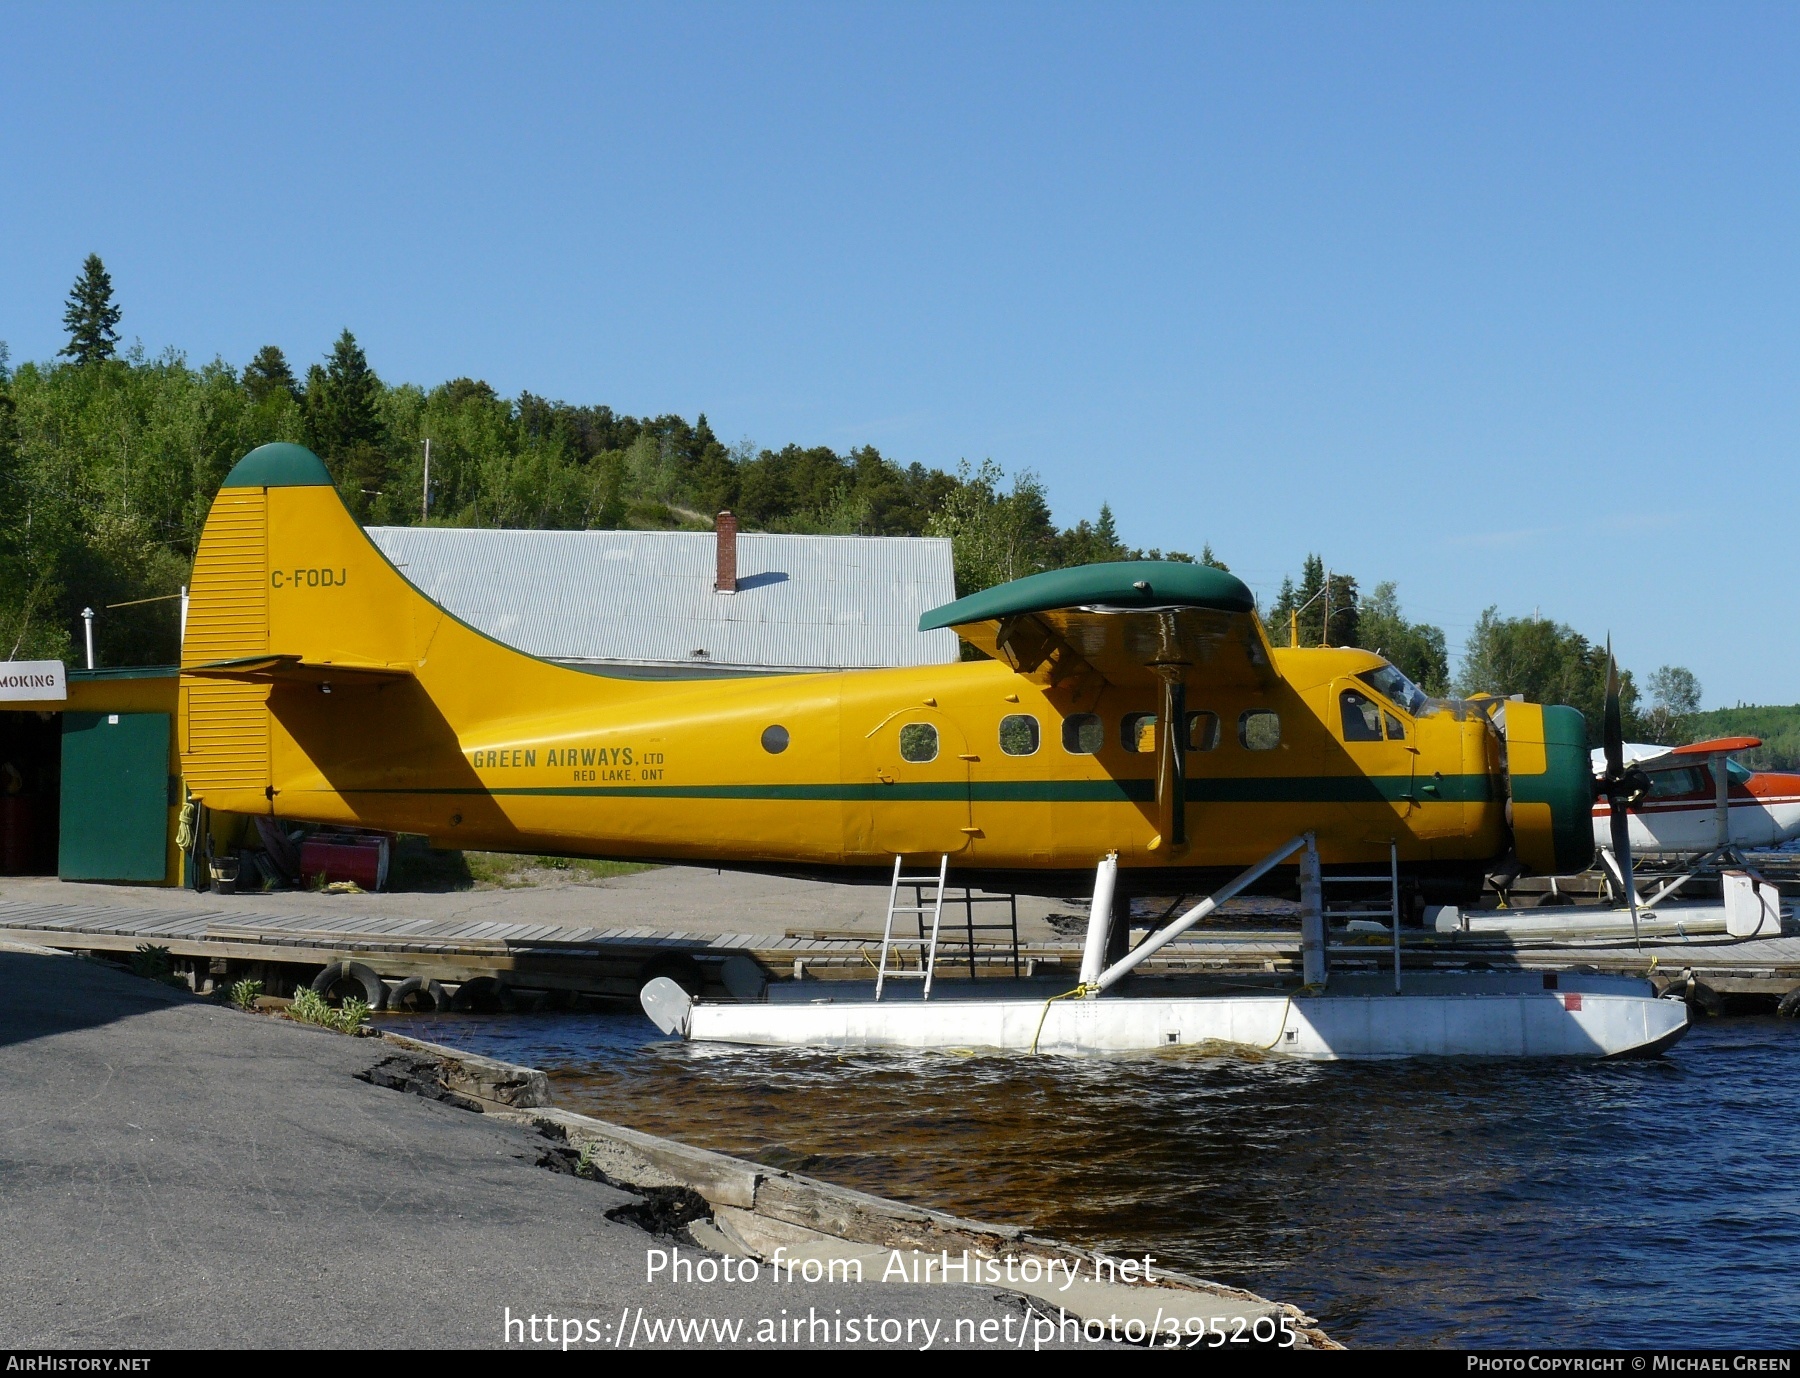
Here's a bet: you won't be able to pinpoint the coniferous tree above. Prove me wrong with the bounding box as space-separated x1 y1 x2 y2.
1093 503 1120 556
1269 555 1358 647
302 330 388 516
58 255 122 365
242 345 299 404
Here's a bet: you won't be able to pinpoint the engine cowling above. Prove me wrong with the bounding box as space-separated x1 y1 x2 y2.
1504 701 1596 875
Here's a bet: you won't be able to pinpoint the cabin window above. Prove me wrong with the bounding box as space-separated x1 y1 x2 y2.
1726 760 1753 785
1339 690 1383 742
1240 710 1281 750
1121 712 1157 753
760 724 789 754
1000 714 1040 756
1645 766 1707 798
1063 713 1104 754
899 722 939 763
1383 711 1405 742
1186 711 1220 751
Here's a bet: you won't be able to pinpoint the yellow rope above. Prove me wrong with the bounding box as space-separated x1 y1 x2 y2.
1261 990 1301 1050
1029 985 1092 1055
1260 984 1324 1051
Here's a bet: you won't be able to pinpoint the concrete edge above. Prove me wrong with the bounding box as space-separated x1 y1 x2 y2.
374 1026 1338 1349
378 1030 553 1110
0 936 72 957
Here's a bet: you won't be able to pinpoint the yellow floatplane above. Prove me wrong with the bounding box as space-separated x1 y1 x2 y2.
178 444 1687 1058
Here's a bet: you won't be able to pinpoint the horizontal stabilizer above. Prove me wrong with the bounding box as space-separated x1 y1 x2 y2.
185 654 413 684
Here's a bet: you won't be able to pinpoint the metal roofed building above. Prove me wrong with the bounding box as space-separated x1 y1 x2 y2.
365 519 960 676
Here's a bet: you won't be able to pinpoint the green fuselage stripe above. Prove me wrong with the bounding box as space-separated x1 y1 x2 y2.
342 773 1495 805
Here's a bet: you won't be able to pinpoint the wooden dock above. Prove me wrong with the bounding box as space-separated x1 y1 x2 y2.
3 895 1797 1006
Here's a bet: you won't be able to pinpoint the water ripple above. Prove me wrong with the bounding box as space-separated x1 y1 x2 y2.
383 1010 1800 1347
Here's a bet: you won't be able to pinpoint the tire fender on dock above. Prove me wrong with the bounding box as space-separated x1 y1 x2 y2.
390 975 451 1013
310 961 389 1011
450 976 517 1013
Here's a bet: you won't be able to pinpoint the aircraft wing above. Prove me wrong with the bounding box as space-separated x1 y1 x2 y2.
1586 736 1763 774
918 561 1272 691
184 654 414 684
1666 736 1762 758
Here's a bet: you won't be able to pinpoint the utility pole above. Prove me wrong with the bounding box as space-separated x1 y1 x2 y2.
1322 569 1332 648
422 437 431 522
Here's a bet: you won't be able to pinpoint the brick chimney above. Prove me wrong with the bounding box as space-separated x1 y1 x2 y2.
714 511 738 594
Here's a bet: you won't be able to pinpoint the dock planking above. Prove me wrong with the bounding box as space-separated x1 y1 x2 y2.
0 897 1795 1003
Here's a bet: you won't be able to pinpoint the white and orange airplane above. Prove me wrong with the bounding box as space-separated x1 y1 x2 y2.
1588 737 1800 856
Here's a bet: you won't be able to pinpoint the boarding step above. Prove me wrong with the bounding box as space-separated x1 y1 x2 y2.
916 889 1022 980
876 854 948 1000
1320 845 1406 992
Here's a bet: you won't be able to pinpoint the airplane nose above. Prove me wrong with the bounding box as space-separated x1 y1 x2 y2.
1503 702 1596 875
1752 772 1800 843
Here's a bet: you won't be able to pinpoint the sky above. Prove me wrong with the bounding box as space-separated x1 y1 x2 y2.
2 2 1797 706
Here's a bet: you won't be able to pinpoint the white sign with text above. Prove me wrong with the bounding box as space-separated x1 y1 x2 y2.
0 660 68 702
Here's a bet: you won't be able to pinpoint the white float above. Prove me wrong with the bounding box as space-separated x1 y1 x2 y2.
640 835 1692 1061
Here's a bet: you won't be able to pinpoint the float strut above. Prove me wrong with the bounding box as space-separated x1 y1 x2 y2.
1091 833 1313 995
1078 853 1119 987
1300 837 1327 989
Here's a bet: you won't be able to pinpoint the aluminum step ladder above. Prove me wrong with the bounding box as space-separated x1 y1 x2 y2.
875 854 948 1000
924 888 1022 980
1320 841 1405 993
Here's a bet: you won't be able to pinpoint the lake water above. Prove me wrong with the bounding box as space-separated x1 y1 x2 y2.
383 1007 1800 1348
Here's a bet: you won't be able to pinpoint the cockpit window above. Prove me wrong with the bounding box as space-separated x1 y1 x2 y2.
1645 766 1707 798
1357 663 1429 716
1726 759 1753 785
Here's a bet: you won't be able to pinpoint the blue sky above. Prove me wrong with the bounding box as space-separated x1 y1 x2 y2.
3 3 1796 706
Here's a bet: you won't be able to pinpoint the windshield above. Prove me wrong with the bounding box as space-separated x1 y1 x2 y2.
1726 759 1753 785
1357 663 1429 716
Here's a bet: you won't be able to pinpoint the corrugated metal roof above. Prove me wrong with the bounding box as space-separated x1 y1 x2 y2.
366 526 960 672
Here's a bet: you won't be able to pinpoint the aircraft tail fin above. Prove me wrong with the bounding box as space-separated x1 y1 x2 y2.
180 444 454 806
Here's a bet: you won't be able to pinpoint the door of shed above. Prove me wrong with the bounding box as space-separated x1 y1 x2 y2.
59 711 172 882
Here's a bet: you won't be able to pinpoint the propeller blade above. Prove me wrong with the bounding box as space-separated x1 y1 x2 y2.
1603 638 1625 780
1609 797 1636 893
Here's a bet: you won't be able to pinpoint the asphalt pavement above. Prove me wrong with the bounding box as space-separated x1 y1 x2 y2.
0 942 1039 1349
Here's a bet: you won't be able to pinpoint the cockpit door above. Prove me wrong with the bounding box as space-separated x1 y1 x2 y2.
1330 678 1420 844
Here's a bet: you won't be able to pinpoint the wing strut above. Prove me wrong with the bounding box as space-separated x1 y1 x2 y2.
1155 673 1186 849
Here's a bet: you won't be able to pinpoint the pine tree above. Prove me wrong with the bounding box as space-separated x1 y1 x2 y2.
59 255 122 365
302 330 388 517
1296 555 1326 645
1094 503 1121 558
1269 555 1357 646
243 345 299 404
1270 576 1299 644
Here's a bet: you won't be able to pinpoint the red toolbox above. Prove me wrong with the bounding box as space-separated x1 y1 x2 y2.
298 832 391 890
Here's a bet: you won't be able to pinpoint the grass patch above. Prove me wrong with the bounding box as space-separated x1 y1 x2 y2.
227 977 264 1010
130 944 187 989
380 835 655 891
462 853 656 889
288 985 371 1035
